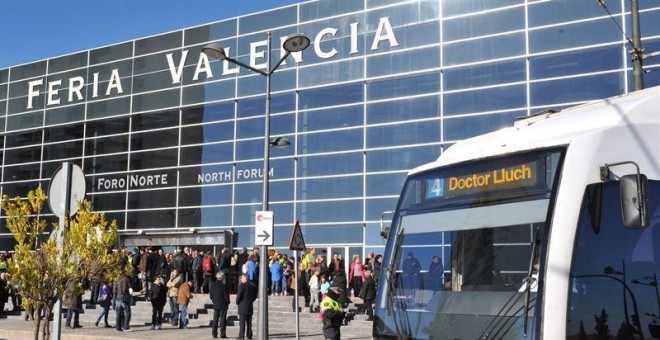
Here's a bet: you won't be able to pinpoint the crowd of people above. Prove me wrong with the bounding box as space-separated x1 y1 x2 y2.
1 246 383 339
105 246 383 339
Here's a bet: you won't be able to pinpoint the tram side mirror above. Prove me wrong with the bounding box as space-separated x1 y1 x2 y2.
620 174 650 228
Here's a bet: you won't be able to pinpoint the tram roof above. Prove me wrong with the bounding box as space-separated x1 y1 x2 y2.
411 85 660 175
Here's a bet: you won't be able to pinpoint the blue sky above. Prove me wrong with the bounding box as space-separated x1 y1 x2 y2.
0 0 305 69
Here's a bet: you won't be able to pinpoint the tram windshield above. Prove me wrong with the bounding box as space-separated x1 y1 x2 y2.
375 150 564 339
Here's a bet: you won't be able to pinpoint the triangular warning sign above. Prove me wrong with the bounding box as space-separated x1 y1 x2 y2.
288 219 306 251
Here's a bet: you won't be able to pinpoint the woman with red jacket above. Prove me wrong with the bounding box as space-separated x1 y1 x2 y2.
348 256 366 297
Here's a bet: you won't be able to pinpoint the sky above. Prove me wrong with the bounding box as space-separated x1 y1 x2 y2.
0 0 306 69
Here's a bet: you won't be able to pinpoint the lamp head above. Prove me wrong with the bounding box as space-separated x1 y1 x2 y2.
202 43 228 61
270 137 291 149
283 34 310 53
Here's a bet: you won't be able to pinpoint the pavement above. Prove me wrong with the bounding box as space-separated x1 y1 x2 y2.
0 316 372 340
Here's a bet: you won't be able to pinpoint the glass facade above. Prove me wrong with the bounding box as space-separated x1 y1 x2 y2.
1 0 659 252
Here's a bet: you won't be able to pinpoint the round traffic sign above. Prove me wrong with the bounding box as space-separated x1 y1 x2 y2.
48 163 86 217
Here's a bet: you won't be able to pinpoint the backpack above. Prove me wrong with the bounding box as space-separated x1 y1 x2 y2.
202 255 212 273
242 262 249 274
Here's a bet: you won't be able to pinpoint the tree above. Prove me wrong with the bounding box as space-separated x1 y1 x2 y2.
1 188 122 340
594 308 612 340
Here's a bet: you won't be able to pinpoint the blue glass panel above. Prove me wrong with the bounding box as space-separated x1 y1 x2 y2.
271 113 295 136
444 33 525 66
444 111 523 141
178 206 232 227
297 176 363 200
86 97 131 119
132 89 180 113
181 121 234 145
443 0 523 17
444 59 526 91
130 128 178 150
182 101 235 125
236 139 262 161
270 180 294 203
444 7 524 41
126 209 175 229
529 0 621 27
0 69 8 83
302 225 363 245
128 188 177 209
7 111 42 131
237 92 295 118
234 182 262 204
530 46 622 80
184 19 237 46
299 59 364 88
129 148 178 170
271 203 293 226
367 95 439 124
45 105 85 125
135 31 182 56
48 51 87 74
235 160 268 183
178 184 233 206
301 1 363 21
270 158 295 179
9 61 46 82
83 154 128 174
89 192 126 211
367 120 440 148
530 73 624 107
182 78 236 105
234 205 260 226
366 173 407 196
297 152 363 177
529 19 622 54
367 72 440 101
131 109 179 131
237 69 296 96
237 116 264 139
298 82 363 110
366 198 400 222
90 41 133 65
239 6 297 35
444 84 526 116
297 128 363 154
296 199 363 223
270 135 295 158
299 105 363 132
366 144 441 172
367 1 439 31
367 46 440 78
180 142 234 165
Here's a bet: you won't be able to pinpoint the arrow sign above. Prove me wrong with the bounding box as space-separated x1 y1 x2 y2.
255 211 274 246
258 230 271 242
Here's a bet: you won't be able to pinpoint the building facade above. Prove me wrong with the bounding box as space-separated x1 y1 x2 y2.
1 0 659 259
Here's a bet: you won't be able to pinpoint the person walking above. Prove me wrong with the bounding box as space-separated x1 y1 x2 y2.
320 287 345 340
149 276 167 330
236 274 257 340
166 269 182 327
210 272 230 338
177 280 194 329
95 281 113 328
360 270 376 321
270 256 283 296
64 279 83 329
309 268 321 313
113 272 132 332
349 256 365 297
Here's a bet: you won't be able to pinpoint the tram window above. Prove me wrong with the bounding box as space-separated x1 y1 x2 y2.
567 181 660 339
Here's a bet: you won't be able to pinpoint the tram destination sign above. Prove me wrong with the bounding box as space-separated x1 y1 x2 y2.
425 160 541 200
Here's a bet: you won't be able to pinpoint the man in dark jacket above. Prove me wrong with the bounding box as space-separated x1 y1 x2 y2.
359 270 376 321
149 276 167 330
210 272 230 338
236 274 257 340
113 272 132 332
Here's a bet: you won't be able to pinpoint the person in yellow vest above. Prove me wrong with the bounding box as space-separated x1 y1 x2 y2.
320 287 345 340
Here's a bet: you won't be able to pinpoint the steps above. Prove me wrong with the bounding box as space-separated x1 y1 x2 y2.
5 291 373 338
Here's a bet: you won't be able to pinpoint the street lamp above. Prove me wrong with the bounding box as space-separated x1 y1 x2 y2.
203 31 309 340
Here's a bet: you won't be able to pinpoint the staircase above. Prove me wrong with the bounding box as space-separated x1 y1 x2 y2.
5 292 374 338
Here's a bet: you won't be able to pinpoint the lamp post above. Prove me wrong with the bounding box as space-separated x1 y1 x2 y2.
203 31 309 340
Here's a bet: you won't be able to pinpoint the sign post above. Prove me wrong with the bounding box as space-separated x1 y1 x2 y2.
48 162 86 340
288 220 306 340
255 211 274 246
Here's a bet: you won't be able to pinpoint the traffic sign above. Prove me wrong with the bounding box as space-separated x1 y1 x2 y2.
288 220 306 251
48 162 86 217
255 211 274 246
